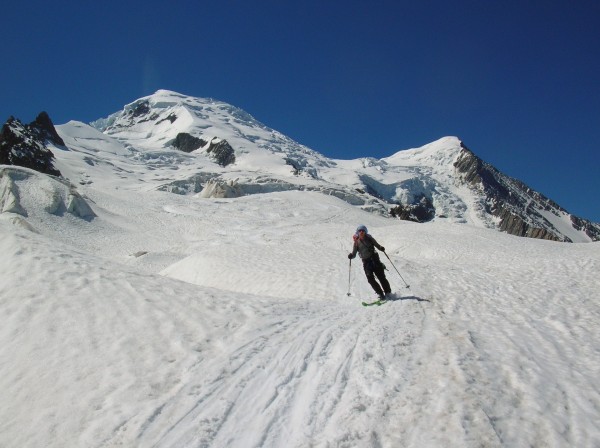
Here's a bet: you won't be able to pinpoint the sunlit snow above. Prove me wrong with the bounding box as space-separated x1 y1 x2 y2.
1 92 598 447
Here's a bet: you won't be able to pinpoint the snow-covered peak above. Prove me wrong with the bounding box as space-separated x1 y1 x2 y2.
91 90 271 146
64 90 600 242
384 136 464 169
89 91 332 177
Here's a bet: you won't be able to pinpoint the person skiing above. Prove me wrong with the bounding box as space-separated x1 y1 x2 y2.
348 225 391 299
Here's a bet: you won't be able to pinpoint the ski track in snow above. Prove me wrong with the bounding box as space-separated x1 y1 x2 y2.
132 298 433 448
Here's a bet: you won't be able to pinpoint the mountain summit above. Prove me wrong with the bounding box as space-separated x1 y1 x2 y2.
2 90 599 242
86 90 597 242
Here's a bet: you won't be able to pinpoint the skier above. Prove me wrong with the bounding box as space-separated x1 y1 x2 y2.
348 225 391 299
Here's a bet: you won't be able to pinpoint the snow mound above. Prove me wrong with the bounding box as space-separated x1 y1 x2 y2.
0 166 95 223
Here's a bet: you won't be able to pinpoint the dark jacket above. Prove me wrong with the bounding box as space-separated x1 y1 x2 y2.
350 234 384 260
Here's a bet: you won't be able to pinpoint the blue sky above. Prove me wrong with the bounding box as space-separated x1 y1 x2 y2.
2 0 599 222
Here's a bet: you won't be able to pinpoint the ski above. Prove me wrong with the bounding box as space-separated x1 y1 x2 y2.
361 299 387 307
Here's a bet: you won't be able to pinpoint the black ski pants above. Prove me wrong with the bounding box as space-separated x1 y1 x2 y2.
362 254 391 296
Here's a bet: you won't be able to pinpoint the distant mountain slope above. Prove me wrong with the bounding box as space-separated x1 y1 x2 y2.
86 90 598 242
1 90 598 242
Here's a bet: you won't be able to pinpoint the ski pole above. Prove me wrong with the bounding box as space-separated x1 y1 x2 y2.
383 251 410 289
347 258 352 296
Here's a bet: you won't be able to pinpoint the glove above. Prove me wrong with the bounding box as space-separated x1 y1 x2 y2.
380 246 385 252
348 253 354 259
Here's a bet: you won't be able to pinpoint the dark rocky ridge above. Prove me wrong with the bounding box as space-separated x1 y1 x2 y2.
453 143 600 242
0 112 62 177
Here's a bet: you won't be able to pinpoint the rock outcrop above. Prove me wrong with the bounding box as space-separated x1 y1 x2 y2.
172 133 207 153
0 112 62 177
206 138 236 167
389 195 435 223
454 143 600 242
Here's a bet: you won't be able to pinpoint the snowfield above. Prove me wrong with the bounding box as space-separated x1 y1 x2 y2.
1 180 599 447
0 91 599 447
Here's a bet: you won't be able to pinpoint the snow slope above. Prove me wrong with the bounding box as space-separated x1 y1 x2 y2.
57 90 600 243
83 90 496 224
1 155 599 447
0 91 599 446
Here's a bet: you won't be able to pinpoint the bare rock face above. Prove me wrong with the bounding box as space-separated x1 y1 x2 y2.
206 138 236 167
0 112 62 177
172 133 207 153
453 143 600 242
32 111 65 146
389 196 435 223
172 134 235 166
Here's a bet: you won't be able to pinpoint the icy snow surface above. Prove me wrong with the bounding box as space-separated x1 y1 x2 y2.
1 94 599 447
